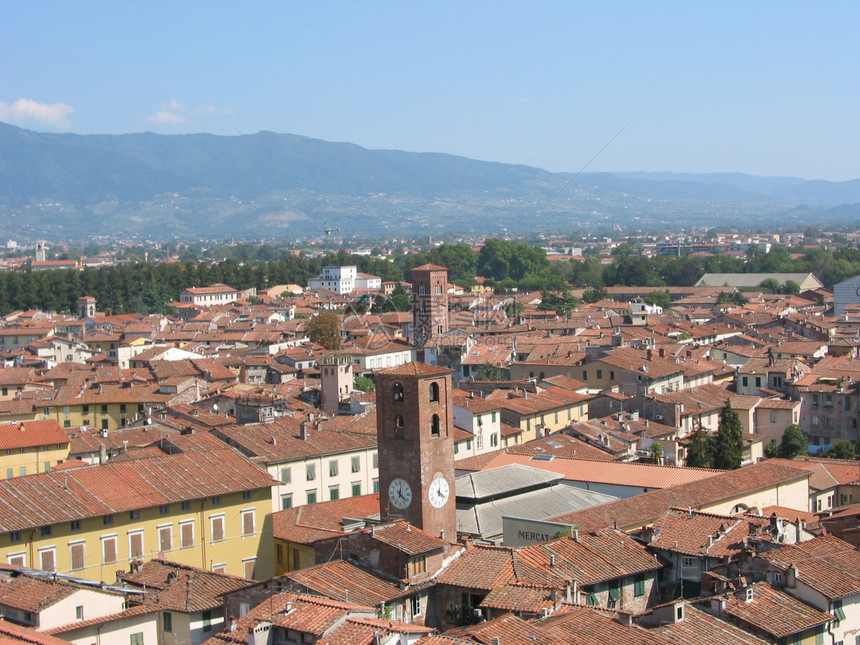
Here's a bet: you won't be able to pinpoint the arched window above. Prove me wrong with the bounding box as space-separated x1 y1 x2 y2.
429 382 440 403
393 383 404 402
394 414 404 438
430 414 441 436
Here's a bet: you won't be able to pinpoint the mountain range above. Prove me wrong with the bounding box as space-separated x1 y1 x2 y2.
1 121 859 241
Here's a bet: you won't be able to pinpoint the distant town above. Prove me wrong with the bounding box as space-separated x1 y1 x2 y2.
1 229 860 645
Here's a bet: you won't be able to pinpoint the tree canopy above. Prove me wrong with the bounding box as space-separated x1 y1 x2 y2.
713 400 744 470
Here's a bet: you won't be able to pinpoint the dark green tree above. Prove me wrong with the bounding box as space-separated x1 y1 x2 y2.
713 400 744 470
778 424 807 459
822 440 857 460
685 423 713 468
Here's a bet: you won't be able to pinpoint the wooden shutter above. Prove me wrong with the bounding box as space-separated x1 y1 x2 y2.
129 532 143 558
242 511 255 536
40 549 55 572
181 522 193 548
211 516 224 542
159 527 172 552
243 559 256 579
70 543 85 571
102 538 117 564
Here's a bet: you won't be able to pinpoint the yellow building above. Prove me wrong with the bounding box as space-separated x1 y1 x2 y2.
0 420 70 478
0 445 276 582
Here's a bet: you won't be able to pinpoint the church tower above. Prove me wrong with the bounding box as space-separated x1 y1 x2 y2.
320 356 353 414
411 264 448 348
376 362 456 541
77 296 96 319
35 241 46 263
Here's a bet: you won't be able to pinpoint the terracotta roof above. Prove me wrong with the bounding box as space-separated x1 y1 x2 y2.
368 520 448 555
273 494 381 544
281 559 407 606
714 582 832 639
375 362 453 378
648 603 769 644
0 447 275 532
548 460 811 531
122 559 251 612
758 534 860 600
0 619 80 645
0 420 68 450
0 575 81 612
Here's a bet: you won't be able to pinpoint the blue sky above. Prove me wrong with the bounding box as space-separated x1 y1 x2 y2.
3 1 858 181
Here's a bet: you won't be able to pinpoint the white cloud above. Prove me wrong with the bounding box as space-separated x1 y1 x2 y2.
0 98 73 129
146 99 232 125
147 110 189 124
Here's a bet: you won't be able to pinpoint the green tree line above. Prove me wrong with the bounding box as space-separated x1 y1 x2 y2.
2 240 860 316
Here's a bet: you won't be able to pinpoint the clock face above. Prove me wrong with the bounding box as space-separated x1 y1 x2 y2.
388 477 413 510
428 477 450 508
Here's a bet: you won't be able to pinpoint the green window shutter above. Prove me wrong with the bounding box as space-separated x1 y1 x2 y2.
585 592 598 606
609 586 622 601
634 575 645 597
834 599 846 621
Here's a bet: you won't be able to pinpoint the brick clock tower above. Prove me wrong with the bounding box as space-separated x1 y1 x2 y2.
376 361 457 541
411 264 449 349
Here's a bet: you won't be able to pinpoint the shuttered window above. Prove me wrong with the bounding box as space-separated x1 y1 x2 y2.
129 531 144 559
243 558 256 579
102 536 117 564
242 510 255 536
181 522 194 548
211 515 225 542
158 526 172 552
40 548 56 572
70 542 85 571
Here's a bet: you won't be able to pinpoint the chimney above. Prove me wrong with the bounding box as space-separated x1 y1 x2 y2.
647 348 653 361
710 596 725 616
300 421 309 440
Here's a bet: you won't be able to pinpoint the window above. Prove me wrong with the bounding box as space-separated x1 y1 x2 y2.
242 510 255 536
351 482 361 496
742 376 748 387
102 536 118 564
202 610 212 633
307 490 317 504
834 599 846 623
610 371 615 380
7 552 25 567
597 369 603 379
585 592 598 606
582 370 587 380
411 555 427 575
9 531 20 543
351 456 361 473
372 452 378 469
41 525 52 537
130 632 144 645
211 495 221 505
411 594 422 616
429 382 440 402
101 404 108 413
129 510 140 520
5 468 11 479
181 501 190 511
163 612 173 632
76 605 84 621
682 557 695 568
477 436 483 450
210 515 225 542
129 531 144 559
243 558 257 579
39 546 57 571
634 574 645 597
70 520 81 531
242 490 252 500
490 433 498 447
329 460 339 477
770 412 777 423
393 383 404 402
159 504 169 515
306 464 316 481
159 526 172 552
373 479 379 493
431 414 440 436
103 514 114 525
19 467 25 476
847 396 853 411
180 521 194 548
281 494 293 510
280 467 291 484
70 542 85 571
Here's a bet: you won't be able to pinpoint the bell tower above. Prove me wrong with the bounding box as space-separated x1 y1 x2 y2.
376 362 456 541
411 264 448 348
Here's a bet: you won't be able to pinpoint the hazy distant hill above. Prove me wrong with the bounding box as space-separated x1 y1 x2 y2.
1 121 859 241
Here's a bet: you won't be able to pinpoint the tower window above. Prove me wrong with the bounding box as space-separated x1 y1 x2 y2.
429 382 440 402
431 414 441 436
393 383 404 402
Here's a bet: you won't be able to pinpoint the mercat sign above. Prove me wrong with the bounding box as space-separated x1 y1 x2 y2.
503 516 576 547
